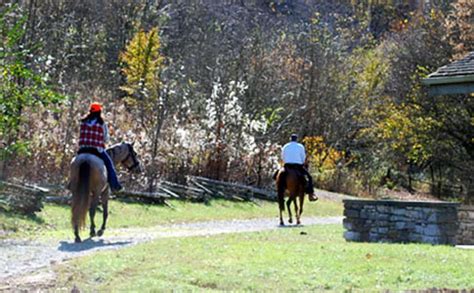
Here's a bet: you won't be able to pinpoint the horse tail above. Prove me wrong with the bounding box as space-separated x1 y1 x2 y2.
278 191 285 212
72 161 91 230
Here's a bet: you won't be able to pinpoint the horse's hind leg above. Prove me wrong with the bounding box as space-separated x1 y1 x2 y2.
74 224 81 243
98 190 109 237
279 198 285 226
293 198 300 225
89 197 99 237
286 197 293 224
279 208 284 226
297 194 304 225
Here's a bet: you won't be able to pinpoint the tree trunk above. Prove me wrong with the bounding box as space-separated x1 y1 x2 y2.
147 104 166 193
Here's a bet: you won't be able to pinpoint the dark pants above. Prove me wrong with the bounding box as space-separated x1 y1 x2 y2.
98 151 122 190
78 147 121 190
284 163 314 194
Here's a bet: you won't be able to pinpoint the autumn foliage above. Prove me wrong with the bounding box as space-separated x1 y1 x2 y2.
1 1 472 200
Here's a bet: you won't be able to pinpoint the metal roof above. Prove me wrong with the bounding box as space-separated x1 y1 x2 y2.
422 52 474 95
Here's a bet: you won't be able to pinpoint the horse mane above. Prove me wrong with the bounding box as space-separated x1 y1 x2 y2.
106 142 128 161
107 142 128 149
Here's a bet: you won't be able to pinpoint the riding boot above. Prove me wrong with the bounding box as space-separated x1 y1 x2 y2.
302 168 318 201
300 168 313 193
99 151 123 192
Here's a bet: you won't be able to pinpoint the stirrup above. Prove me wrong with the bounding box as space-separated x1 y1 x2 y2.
111 185 123 192
308 193 318 202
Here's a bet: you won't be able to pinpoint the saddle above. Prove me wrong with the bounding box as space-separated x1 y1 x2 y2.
274 166 304 179
77 147 101 158
275 165 305 187
285 165 306 183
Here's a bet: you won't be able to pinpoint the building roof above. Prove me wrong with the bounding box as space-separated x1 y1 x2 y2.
422 52 474 95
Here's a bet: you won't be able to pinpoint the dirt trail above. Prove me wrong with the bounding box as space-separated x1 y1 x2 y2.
0 216 342 289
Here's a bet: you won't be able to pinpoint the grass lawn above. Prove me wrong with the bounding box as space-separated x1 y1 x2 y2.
0 198 342 240
52 224 474 291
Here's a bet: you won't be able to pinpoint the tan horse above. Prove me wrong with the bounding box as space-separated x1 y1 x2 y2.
69 142 142 243
275 167 306 226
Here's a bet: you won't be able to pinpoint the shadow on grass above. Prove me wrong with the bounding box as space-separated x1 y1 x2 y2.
278 223 305 229
58 238 132 252
114 196 167 206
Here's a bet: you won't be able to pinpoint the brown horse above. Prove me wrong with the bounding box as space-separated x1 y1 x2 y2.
69 142 142 243
275 167 306 226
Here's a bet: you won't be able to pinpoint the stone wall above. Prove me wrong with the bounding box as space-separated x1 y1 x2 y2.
343 200 460 245
457 205 474 245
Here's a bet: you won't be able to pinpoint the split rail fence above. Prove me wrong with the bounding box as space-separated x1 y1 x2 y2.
1 176 277 214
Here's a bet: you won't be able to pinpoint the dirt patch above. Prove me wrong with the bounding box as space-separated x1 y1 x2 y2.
0 271 57 292
382 189 442 201
314 188 357 202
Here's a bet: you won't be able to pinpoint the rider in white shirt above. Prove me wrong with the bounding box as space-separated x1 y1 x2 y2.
281 138 306 165
281 134 317 201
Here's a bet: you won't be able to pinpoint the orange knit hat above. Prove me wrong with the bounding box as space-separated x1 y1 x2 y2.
89 102 102 113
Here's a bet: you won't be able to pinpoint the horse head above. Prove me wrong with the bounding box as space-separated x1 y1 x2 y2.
108 142 143 173
122 142 143 173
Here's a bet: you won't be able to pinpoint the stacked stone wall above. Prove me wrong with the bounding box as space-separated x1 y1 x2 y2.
343 200 460 245
457 205 474 245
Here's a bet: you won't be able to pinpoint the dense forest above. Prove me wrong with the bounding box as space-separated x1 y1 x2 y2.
0 0 473 200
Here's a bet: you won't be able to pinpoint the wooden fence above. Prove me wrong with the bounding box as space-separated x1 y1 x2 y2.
1 176 278 214
116 176 277 204
0 181 45 215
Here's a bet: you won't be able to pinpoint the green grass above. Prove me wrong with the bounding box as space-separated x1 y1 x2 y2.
0 198 342 240
52 224 474 291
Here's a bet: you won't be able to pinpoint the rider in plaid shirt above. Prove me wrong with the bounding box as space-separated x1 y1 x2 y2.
78 102 122 192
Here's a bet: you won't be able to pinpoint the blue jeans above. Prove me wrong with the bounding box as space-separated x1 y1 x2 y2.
98 151 122 190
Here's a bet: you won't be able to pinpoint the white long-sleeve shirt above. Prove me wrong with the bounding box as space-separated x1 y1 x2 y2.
281 141 306 165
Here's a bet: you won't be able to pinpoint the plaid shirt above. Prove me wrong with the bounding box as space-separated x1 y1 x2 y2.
79 121 106 149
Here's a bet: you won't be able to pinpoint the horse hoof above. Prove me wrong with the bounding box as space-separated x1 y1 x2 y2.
288 219 293 224
297 221 301 225
279 222 285 226
97 229 104 237
90 231 96 238
75 237 82 243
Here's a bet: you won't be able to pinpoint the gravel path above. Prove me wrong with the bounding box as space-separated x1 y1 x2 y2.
0 216 342 288
314 188 357 202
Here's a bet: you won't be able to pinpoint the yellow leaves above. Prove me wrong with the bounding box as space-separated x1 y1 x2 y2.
188 79 197 88
372 103 415 148
303 136 344 171
120 27 164 98
353 50 389 101
361 101 436 164
311 12 320 25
